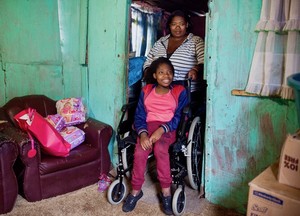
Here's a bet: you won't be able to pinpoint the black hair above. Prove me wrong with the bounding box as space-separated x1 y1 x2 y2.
166 10 192 33
144 57 174 84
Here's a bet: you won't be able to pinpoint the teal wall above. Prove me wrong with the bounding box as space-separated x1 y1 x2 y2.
0 0 87 101
0 0 130 165
0 0 298 214
205 0 298 213
87 0 130 164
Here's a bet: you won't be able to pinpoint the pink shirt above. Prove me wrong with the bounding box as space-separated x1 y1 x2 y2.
144 88 176 123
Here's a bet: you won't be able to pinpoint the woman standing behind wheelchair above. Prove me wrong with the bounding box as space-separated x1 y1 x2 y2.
143 10 205 96
122 57 188 215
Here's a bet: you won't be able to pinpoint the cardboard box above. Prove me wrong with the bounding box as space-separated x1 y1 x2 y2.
247 164 300 216
278 133 300 189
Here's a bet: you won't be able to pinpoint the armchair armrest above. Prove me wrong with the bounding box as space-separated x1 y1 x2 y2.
0 107 9 121
77 117 113 149
1 126 42 165
0 132 18 160
0 132 18 214
77 117 113 173
2 126 43 202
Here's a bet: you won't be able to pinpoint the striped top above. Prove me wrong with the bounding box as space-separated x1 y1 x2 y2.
143 33 205 91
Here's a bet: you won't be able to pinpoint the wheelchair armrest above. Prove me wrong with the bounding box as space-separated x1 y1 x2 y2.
118 101 138 135
183 104 190 115
121 101 138 112
177 104 191 138
118 132 137 149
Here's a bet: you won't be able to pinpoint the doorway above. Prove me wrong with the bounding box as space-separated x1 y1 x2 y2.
128 0 208 102
127 0 209 194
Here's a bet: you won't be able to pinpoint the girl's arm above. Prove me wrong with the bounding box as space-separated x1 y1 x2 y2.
134 90 148 136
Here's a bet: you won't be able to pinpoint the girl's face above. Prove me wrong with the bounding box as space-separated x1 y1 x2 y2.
153 63 174 88
169 16 188 38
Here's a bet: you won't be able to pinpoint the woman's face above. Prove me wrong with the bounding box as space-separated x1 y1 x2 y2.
169 16 188 38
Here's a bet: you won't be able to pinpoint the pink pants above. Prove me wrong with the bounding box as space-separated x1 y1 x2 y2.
131 121 176 190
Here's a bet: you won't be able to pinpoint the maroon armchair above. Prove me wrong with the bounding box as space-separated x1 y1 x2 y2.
0 95 113 202
0 131 18 214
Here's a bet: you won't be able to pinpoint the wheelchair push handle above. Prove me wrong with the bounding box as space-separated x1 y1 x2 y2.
186 78 192 104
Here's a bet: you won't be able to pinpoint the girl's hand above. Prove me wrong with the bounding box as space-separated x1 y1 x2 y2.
140 133 152 150
150 127 164 144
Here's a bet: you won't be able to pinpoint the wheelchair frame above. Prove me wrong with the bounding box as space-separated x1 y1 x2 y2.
107 79 204 216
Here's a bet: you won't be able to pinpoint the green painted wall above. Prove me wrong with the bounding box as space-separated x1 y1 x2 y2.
0 0 129 164
0 0 298 214
0 0 86 101
205 0 298 213
87 0 130 164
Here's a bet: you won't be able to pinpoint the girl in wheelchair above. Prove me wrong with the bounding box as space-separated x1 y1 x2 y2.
122 57 188 215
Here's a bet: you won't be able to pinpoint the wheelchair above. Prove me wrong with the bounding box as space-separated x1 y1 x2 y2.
107 79 204 216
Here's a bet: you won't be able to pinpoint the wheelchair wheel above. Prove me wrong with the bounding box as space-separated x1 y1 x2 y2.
121 144 135 177
172 186 186 216
107 179 127 205
186 116 202 190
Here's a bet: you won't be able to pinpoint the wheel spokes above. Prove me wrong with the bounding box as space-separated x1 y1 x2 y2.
191 122 202 185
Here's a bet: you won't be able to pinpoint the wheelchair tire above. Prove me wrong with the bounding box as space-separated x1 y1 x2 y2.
187 116 202 190
172 186 186 216
107 179 127 205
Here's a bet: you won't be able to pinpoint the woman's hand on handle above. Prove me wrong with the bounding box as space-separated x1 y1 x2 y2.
188 69 198 80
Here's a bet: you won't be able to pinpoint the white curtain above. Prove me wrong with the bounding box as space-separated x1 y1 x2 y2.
130 3 163 57
245 0 300 99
